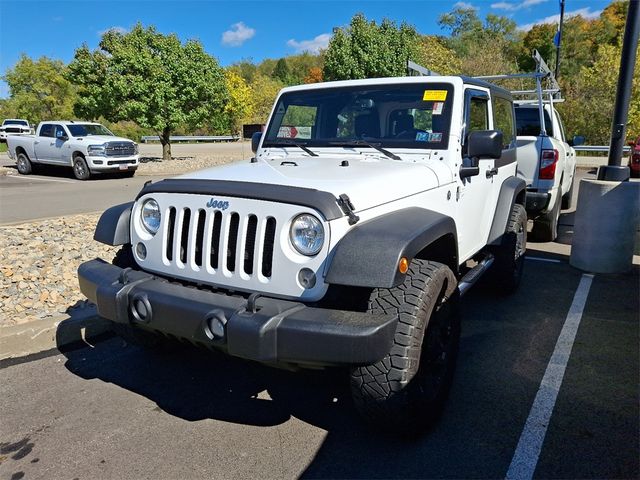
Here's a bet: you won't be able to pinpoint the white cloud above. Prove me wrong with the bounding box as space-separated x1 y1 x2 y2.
221 22 255 47
453 1 479 10
519 7 602 31
287 33 331 54
491 0 547 12
98 26 127 36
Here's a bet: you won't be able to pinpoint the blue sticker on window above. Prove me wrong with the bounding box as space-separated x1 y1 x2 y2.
429 132 443 142
415 132 430 142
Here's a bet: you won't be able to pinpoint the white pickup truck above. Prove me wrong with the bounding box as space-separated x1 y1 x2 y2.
0 119 32 141
7 121 139 180
514 102 582 241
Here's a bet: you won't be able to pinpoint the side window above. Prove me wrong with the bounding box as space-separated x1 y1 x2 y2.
54 125 67 139
39 124 54 137
493 97 515 149
468 97 489 133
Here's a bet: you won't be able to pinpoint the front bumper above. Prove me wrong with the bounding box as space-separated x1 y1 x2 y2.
78 259 397 367
87 155 139 171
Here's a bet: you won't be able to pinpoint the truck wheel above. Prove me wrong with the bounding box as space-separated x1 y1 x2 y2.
489 203 527 294
73 156 91 180
350 260 460 434
16 153 33 175
531 192 561 242
110 246 175 351
561 176 575 210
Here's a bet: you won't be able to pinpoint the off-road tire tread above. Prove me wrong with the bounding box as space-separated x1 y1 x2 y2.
350 260 457 433
489 203 527 294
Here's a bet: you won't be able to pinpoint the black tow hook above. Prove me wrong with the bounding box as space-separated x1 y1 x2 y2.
246 293 262 313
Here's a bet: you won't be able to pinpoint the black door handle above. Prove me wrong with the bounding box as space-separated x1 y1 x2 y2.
486 167 498 178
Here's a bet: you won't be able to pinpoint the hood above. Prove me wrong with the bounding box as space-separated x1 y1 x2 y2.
78 135 135 144
177 155 441 212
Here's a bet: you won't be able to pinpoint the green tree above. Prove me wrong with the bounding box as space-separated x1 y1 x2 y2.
3 54 76 125
273 58 291 84
248 74 283 124
323 13 422 80
416 36 462 75
224 70 254 135
560 41 640 144
68 24 228 160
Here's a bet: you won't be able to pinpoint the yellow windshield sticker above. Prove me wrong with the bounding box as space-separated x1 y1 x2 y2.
423 90 448 101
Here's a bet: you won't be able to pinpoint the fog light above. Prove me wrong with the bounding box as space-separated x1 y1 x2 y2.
136 242 147 260
298 268 316 289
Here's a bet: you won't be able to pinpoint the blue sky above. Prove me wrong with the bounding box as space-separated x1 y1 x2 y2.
0 0 611 98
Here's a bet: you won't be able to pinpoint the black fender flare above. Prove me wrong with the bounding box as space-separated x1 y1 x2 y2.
94 202 133 246
325 207 458 289
487 176 526 245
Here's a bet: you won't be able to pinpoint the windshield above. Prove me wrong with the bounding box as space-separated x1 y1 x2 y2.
264 83 454 150
67 124 114 137
4 120 28 126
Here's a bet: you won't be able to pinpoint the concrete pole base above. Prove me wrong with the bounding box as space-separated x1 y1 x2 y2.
570 179 640 273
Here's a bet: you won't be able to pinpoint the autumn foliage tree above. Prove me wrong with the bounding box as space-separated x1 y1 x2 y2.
68 24 228 160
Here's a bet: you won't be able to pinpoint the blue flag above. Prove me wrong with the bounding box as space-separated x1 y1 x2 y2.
554 30 561 47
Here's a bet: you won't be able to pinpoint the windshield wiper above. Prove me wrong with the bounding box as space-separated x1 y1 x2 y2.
329 138 401 161
275 140 318 157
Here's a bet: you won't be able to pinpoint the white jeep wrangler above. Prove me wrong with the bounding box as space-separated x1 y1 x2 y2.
78 76 527 433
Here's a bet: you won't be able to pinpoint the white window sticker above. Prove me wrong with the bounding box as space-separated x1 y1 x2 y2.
432 102 444 115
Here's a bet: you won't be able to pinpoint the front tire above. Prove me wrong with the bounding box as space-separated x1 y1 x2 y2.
350 260 460 434
489 203 527 294
16 152 33 175
561 175 575 210
73 155 91 180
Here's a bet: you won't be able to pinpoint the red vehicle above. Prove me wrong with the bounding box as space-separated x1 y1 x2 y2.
629 136 640 178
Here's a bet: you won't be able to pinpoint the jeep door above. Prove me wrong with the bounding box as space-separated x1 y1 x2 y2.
456 89 503 259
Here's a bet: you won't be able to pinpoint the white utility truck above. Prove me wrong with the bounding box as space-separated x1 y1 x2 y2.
0 119 32 141
478 51 583 241
78 69 527 433
7 121 139 180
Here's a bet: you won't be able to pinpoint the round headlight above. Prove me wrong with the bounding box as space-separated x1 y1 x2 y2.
290 214 324 256
141 198 161 234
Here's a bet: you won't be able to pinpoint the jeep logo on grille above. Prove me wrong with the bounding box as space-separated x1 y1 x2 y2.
206 198 230 210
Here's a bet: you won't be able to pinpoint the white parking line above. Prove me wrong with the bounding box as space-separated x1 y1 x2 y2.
6 175 76 184
506 273 594 480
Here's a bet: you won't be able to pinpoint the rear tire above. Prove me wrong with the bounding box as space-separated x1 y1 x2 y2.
350 260 459 435
489 203 527 294
531 192 561 242
561 175 575 210
16 152 32 175
73 155 91 180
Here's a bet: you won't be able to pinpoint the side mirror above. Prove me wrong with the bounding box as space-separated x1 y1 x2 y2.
251 132 262 154
570 135 585 147
467 130 503 159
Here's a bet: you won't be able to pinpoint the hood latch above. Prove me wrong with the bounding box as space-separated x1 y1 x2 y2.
337 194 360 225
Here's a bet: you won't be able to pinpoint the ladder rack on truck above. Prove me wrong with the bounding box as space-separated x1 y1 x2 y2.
474 49 561 137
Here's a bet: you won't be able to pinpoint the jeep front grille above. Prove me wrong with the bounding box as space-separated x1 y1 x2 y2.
164 207 276 279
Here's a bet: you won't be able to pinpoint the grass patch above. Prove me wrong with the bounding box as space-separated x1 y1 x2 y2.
0 143 7 153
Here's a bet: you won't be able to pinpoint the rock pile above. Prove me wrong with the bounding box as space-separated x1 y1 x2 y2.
0 214 116 327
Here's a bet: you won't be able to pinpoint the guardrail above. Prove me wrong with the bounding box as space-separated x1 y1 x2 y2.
574 145 631 153
140 135 240 143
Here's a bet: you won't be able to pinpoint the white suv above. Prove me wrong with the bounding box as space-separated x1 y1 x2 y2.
79 76 527 433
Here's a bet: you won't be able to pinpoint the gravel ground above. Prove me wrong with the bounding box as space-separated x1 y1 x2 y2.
0 214 117 327
136 153 243 176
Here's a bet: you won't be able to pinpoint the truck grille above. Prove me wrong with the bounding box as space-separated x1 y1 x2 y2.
164 207 277 279
105 142 136 157
4 127 22 133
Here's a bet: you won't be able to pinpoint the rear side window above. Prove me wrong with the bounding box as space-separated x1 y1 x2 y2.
515 107 554 137
493 97 515 148
39 124 54 137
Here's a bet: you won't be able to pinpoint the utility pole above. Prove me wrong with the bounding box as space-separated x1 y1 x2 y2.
554 0 565 80
597 0 640 181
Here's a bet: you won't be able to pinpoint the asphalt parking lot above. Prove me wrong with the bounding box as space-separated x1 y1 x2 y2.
0 248 638 479
1 150 638 479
